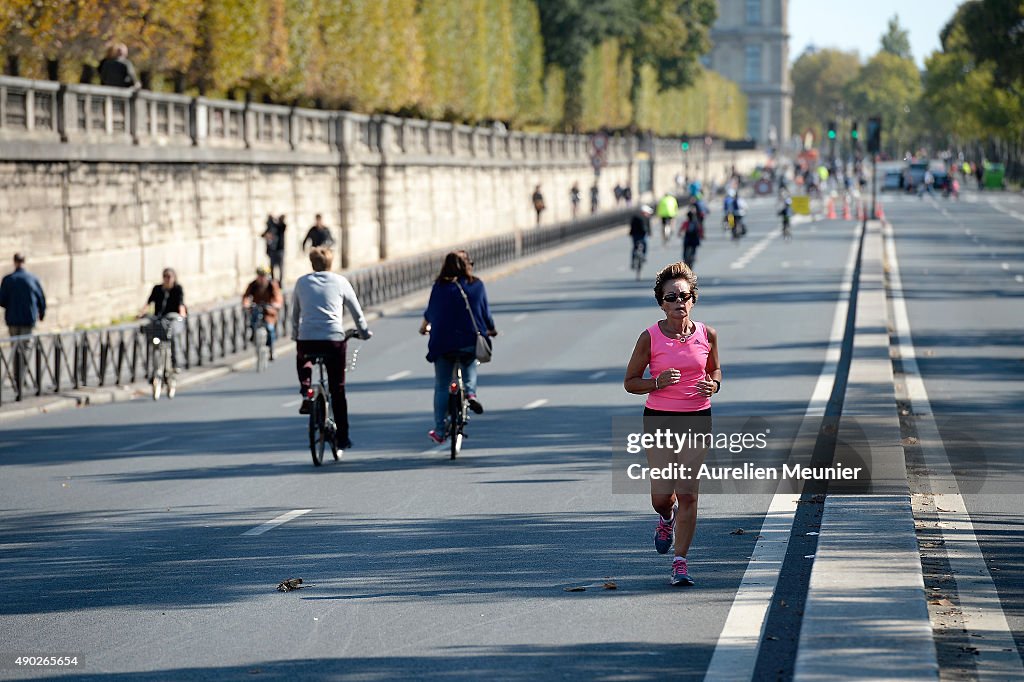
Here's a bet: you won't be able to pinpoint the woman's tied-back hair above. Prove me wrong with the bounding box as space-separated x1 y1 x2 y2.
435 250 476 284
653 262 698 305
309 246 334 272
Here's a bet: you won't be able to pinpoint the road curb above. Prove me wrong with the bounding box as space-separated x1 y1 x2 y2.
794 221 938 680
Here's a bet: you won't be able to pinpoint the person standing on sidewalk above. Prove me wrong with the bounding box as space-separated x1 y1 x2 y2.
623 262 721 586
262 214 286 284
0 253 46 395
0 253 46 339
302 214 335 251
570 182 581 220
532 185 545 225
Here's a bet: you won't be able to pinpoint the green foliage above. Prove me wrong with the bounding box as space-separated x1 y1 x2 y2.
880 14 912 60
844 51 922 156
4 0 742 135
790 48 860 141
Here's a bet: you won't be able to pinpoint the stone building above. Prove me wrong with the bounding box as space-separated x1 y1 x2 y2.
706 0 792 146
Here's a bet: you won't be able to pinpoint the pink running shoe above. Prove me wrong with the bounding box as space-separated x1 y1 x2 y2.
428 429 446 444
654 508 675 554
671 557 695 586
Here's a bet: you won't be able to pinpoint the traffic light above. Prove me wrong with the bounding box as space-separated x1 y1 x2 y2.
850 121 859 140
867 117 882 154
827 121 837 140
681 138 690 151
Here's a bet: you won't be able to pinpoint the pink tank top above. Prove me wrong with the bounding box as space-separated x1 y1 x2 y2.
644 320 712 412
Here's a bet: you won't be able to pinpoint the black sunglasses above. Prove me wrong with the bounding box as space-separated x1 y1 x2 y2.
662 291 694 303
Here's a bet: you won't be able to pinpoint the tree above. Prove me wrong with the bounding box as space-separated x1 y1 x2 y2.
880 14 912 60
790 48 861 141
844 51 922 157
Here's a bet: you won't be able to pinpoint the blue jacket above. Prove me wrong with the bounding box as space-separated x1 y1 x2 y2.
0 268 46 328
424 278 495 362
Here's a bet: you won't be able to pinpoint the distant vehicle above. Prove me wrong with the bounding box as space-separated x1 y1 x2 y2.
882 170 902 191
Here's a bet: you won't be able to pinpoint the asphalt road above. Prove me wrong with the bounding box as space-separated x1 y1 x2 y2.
0 189 1019 680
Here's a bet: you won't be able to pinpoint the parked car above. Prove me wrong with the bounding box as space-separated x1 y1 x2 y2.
882 170 902 191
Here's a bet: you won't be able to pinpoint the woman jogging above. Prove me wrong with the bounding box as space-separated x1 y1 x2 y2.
623 262 721 586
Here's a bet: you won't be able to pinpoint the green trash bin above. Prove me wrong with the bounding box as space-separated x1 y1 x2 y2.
983 162 1005 190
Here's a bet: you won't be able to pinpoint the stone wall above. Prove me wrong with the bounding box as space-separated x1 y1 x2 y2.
0 77 763 331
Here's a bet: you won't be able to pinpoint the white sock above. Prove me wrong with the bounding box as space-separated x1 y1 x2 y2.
674 556 686 563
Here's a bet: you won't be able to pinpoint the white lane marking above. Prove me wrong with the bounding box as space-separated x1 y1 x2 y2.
885 221 1024 679
1016 275 1023 284
588 371 607 380
281 399 302 408
420 443 449 454
1000 262 1010 271
241 509 312 536
730 229 780 270
705 221 862 681
522 399 548 410
991 203 1024 222
513 313 529 323
556 266 574 274
116 436 169 452
386 370 412 381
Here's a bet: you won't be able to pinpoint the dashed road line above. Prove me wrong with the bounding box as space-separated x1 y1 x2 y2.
522 399 548 410
730 230 780 270
241 509 312 536
116 436 169 452
281 399 302 408
386 370 412 381
512 313 529 323
588 370 607 380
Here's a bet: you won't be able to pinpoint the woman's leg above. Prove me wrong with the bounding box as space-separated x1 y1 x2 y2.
461 354 479 397
673 492 698 557
433 356 455 433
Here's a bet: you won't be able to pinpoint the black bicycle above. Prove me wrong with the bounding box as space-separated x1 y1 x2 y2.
444 351 475 459
631 240 646 281
308 328 366 466
249 304 273 372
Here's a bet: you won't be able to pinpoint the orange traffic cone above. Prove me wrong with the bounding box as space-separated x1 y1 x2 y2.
826 197 837 220
842 197 852 220
874 201 885 220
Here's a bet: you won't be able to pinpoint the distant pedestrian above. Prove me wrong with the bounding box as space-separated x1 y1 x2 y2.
570 182 581 220
590 184 599 214
681 201 705 267
975 162 984 191
302 214 335 251
98 43 139 88
623 184 633 207
262 213 286 283
614 183 624 206
0 253 46 338
532 185 545 225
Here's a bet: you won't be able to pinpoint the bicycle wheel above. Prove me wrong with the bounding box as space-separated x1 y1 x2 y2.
309 394 326 466
448 393 462 459
255 326 268 372
151 346 163 400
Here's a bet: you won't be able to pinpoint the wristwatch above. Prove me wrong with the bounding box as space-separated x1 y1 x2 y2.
712 379 721 394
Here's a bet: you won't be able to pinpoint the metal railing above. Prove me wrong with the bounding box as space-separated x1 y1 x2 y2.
0 303 291 406
0 207 632 407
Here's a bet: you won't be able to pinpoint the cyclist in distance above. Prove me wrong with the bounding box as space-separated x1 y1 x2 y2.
292 247 371 450
242 265 283 361
138 267 187 372
629 205 654 266
419 251 497 444
623 262 721 587
656 192 679 246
